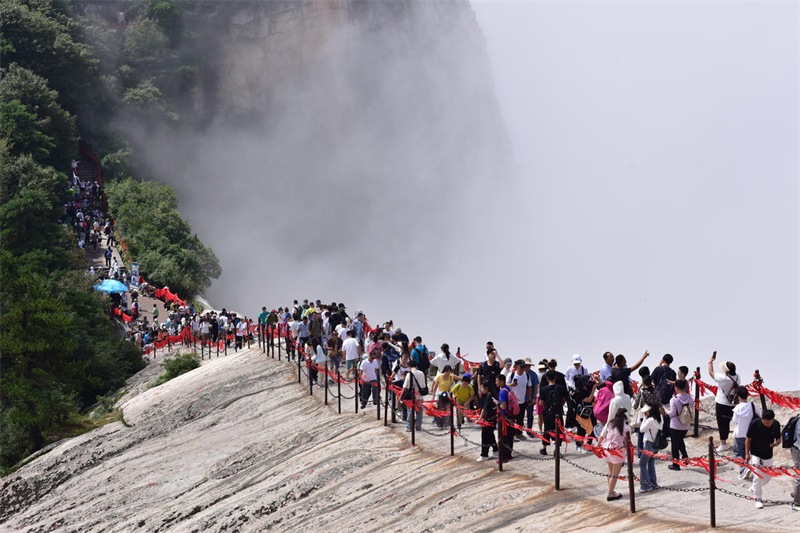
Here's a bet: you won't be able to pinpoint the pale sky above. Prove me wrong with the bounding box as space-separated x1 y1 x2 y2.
468 0 799 389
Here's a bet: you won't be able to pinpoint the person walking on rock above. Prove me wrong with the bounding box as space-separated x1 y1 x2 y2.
708 356 740 452
597 408 630 501
359 349 380 409
667 379 693 470
403 360 426 432
476 381 498 461
746 409 781 509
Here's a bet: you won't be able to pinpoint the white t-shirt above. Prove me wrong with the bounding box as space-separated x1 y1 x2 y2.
338 326 350 341
199 322 210 334
710 371 740 406
501 366 514 382
360 358 380 381
430 353 456 375
403 369 427 400
236 322 247 336
508 371 529 403
732 401 761 439
342 337 360 361
640 416 664 443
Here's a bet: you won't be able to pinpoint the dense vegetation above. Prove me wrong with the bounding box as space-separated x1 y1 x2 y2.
151 352 201 388
0 0 221 471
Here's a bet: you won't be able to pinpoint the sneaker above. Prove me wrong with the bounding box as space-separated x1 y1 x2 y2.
489 448 497 457
477 456 490 462
667 464 681 471
715 443 731 453
738 471 746 480
792 504 800 512
577 447 587 455
517 434 527 441
755 499 764 509
540 448 548 456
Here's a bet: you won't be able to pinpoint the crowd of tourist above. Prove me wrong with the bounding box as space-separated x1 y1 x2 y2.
271 300 800 511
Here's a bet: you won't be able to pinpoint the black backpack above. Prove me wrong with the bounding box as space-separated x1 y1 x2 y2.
654 427 669 450
782 414 799 449
292 306 302 321
414 345 430 373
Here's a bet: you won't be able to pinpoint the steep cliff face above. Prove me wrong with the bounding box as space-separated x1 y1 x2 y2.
123 0 509 311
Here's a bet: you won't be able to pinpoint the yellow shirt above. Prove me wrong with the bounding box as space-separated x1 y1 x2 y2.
452 382 475 403
435 374 456 393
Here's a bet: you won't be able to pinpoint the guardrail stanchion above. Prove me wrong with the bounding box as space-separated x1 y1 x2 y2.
411 400 416 446
449 393 455 456
309 358 313 396
337 367 342 414
376 372 381 421
324 365 329 406
391 387 397 423
384 374 389 426
355 377 359 414
625 430 635 513
693 367 700 437
497 407 503 472
554 426 561 489
709 436 716 527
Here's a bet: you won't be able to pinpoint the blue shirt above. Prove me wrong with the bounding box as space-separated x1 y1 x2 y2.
498 386 511 417
600 363 613 383
298 323 309 337
353 320 364 340
525 370 540 401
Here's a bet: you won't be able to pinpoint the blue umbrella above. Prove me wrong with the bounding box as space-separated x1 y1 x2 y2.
94 279 129 293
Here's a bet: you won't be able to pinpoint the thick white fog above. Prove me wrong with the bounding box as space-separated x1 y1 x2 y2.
129 1 798 390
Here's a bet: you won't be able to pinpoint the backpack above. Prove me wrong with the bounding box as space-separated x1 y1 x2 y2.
504 386 520 417
544 386 562 416
654 427 669 450
413 346 430 373
593 385 613 423
678 400 695 426
724 376 740 404
782 414 799 449
292 306 302 321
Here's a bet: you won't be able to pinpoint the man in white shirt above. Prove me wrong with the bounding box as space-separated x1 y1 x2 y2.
288 317 300 360
599 351 614 383
565 354 589 389
341 330 362 380
359 350 381 409
508 359 531 441
732 387 761 479
500 358 514 381
402 360 426 431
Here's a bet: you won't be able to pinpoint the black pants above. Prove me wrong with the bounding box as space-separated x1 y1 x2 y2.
670 428 688 461
310 367 319 383
360 380 379 407
542 411 561 447
716 403 734 441
501 416 515 454
514 402 528 436
235 335 243 349
525 400 535 429
481 424 498 457
435 395 450 428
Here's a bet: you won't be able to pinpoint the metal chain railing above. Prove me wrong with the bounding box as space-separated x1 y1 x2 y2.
715 486 793 505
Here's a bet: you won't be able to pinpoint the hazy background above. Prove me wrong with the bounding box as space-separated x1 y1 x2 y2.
459 0 799 389
131 1 798 390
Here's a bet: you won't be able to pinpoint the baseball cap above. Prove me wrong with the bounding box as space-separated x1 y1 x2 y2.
572 354 582 364
504 358 513 365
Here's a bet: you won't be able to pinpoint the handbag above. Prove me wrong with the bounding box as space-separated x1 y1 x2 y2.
577 403 593 419
412 373 429 396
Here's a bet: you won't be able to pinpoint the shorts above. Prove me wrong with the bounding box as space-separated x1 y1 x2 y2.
346 359 359 370
536 399 544 415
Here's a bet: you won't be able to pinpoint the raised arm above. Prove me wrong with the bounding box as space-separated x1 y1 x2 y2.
630 350 650 372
